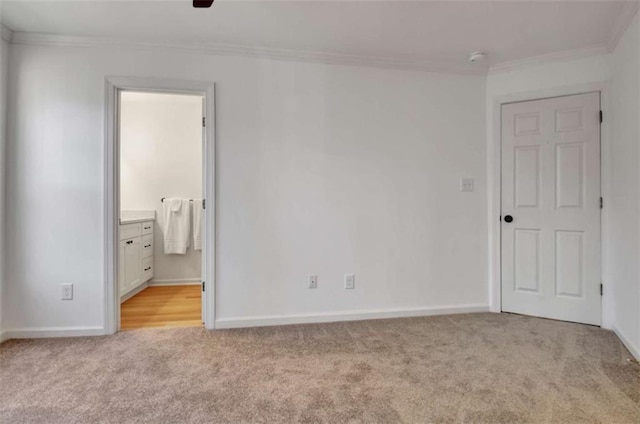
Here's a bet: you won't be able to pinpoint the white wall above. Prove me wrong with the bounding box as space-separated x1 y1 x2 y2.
120 92 202 283
486 55 612 98
4 43 488 332
611 14 640 358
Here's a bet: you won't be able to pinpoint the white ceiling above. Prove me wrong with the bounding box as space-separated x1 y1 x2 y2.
1 1 636 73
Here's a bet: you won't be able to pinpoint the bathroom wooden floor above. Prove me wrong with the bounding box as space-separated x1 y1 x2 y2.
120 285 202 330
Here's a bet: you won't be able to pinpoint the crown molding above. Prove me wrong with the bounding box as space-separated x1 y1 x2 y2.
483 1 638 75
606 0 640 52
12 3 637 79
1 24 13 43
488 44 609 75
9 31 487 76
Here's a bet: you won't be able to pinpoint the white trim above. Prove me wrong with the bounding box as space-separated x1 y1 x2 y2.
488 81 612 328
104 78 118 335
104 77 216 333
3 326 105 340
10 31 486 76
0 331 9 344
1 25 13 43
148 278 201 286
606 1 640 52
119 282 149 303
202 84 216 330
612 326 640 361
215 304 490 329
489 45 608 74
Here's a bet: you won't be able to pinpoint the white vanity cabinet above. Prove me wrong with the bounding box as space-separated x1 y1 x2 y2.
119 220 154 299
119 236 142 296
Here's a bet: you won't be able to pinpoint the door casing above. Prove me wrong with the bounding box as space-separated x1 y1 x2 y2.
104 76 216 333
488 81 613 329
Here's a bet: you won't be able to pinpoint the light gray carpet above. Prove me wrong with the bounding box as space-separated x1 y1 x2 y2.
1 313 638 423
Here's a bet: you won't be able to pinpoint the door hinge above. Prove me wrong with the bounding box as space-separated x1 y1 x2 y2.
203 199 206 209
202 281 205 292
202 117 206 127
600 197 603 209
599 110 603 123
600 284 603 296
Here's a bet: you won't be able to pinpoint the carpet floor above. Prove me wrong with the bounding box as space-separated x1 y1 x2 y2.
0 313 638 423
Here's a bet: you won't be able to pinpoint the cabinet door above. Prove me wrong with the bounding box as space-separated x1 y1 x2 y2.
124 237 142 291
118 241 127 296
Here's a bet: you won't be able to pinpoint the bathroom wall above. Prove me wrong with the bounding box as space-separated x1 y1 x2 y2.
120 92 203 284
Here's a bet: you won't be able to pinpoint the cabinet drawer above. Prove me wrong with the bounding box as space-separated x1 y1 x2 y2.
141 221 154 235
120 223 141 241
142 257 153 282
142 234 153 258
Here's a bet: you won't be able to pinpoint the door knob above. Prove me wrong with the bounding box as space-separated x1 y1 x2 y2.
504 215 513 223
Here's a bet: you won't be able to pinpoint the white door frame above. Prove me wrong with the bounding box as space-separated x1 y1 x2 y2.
104 76 216 334
488 81 612 329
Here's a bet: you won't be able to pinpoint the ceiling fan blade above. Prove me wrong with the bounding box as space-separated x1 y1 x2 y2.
193 0 214 8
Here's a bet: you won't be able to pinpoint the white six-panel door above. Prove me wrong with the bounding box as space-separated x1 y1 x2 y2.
501 92 601 325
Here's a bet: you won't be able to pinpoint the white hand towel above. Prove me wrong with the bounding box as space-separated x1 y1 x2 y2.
192 199 203 251
162 198 191 254
167 198 182 212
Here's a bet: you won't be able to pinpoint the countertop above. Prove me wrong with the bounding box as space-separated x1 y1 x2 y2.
120 210 155 225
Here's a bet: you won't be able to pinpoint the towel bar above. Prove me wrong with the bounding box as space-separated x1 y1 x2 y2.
161 198 194 202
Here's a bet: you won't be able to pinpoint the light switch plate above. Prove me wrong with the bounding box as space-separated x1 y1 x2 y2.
460 178 474 192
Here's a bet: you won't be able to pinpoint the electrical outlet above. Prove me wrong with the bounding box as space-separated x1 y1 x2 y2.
308 275 318 289
61 283 73 300
344 274 355 289
460 178 474 192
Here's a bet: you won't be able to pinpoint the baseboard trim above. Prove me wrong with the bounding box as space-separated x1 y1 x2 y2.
0 330 9 344
120 282 149 303
149 278 201 286
3 326 106 340
612 325 640 361
215 304 490 329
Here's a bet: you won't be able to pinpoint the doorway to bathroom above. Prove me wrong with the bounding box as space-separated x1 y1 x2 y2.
104 77 215 333
118 91 204 330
